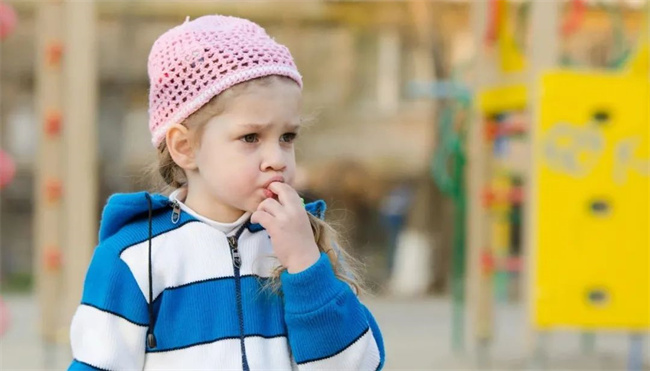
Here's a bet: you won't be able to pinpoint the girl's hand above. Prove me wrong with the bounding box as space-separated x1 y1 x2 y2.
251 182 320 273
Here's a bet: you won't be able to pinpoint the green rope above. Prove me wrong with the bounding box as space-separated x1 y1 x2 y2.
607 2 631 69
431 97 469 352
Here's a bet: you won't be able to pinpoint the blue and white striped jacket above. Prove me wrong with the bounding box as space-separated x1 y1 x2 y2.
68 192 385 370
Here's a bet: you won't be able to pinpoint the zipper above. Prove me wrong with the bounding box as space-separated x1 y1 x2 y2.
228 235 250 371
228 236 242 268
171 200 181 224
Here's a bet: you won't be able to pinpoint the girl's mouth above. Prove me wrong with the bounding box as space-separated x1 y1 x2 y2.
263 188 278 200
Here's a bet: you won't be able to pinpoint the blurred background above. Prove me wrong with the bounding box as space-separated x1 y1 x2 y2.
0 0 648 369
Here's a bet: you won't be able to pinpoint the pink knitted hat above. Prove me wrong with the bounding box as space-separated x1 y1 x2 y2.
147 15 303 147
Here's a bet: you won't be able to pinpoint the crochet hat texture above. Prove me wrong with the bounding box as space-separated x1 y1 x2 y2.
147 15 303 147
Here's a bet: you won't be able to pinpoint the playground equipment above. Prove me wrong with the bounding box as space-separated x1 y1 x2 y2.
33 1 97 342
430 87 470 352
478 85 527 303
467 1 648 369
533 68 649 331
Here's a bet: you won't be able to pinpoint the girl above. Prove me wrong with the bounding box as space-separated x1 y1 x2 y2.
68 15 385 370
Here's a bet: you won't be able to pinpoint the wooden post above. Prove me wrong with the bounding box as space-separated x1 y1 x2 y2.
467 0 496 364
61 0 98 341
525 0 559 367
34 0 65 343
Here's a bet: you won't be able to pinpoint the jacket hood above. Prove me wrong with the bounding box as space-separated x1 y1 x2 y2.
98 191 327 242
98 192 170 242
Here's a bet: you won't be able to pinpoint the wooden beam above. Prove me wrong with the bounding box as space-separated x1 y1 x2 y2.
33 0 65 343
9 1 412 28
61 0 98 342
467 0 493 362
525 0 560 365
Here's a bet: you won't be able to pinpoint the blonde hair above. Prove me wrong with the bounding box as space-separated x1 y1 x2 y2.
153 75 365 295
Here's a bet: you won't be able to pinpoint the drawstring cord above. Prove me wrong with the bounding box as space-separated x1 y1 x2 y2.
145 194 157 349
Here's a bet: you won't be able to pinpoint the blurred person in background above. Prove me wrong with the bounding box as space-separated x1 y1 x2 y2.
380 181 413 277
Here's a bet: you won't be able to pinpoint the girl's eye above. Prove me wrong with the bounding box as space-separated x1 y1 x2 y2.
281 133 297 143
241 134 258 143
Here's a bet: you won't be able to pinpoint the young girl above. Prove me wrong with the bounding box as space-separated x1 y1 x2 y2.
68 15 385 371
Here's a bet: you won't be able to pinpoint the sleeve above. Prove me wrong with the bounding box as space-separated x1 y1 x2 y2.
67 244 149 371
280 253 386 370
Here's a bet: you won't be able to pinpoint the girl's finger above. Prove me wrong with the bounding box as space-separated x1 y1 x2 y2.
267 182 300 207
257 197 283 217
251 210 273 228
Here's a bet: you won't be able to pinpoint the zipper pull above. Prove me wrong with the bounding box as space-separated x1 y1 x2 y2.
171 200 181 224
228 236 242 269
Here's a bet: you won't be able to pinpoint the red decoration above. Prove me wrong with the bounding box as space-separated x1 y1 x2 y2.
482 186 524 207
0 149 15 189
481 250 495 275
45 178 63 204
509 186 524 204
501 256 522 273
46 41 64 68
0 2 17 41
484 121 498 141
562 0 586 37
44 246 63 271
44 110 62 137
484 0 504 46
482 187 495 207
0 296 10 337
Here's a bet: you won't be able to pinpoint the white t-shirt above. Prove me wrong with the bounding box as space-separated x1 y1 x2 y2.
168 188 251 235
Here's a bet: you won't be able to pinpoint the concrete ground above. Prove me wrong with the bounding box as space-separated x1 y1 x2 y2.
0 294 648 370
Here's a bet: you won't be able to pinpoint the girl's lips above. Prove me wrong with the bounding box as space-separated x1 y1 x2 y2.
263 188 275 199
262 178 283 199
262 177 284 189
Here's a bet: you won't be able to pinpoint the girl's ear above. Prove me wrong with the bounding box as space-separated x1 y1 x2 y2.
166 124 198 171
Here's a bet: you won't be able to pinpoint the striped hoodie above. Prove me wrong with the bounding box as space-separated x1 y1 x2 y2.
68 191 385 370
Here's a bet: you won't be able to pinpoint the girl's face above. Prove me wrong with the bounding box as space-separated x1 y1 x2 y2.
188 78 302 221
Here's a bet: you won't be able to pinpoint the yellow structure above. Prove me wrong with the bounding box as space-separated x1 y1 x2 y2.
478 84 527 114
533 67 649 329
496 0 526 73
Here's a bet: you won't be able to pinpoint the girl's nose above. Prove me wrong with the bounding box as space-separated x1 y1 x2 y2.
260 144 286 172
